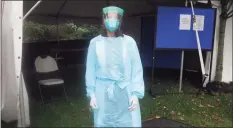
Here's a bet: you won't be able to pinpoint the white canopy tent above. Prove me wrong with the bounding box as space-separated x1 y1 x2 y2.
1 1 30 127
23 0 184 24
1 0 232 127
23 0 187 44
2 1 176 127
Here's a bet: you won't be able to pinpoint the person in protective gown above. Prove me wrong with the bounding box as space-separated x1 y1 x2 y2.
85 6 145 127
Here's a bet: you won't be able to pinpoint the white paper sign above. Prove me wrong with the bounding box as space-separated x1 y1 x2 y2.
193 15 205 31
179 14 191 30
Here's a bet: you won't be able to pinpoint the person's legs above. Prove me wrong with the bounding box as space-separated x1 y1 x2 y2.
93 81 106 127
114 85 132 127
93 80 143 127
94 80 118 127
126 86 142 127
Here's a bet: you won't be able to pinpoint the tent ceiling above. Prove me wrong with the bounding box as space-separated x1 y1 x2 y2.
23 0 186 24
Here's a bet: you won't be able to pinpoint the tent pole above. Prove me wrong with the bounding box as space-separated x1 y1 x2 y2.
54 0 67 61
55 19 59 60
57 20 59 44
23 1 42 20
0 0 2 117
178 0 188 93
179 51 184 92
190 0 209 88
12 1 30 127
150 15 157 98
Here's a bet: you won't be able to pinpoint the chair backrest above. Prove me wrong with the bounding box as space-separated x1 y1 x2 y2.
34 56 59 73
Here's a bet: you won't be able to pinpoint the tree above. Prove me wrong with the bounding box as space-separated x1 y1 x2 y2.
23 21 101 42
215 0 232 81
23 21 46 41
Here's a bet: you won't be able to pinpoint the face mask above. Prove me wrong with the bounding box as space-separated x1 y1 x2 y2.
104 18 120 32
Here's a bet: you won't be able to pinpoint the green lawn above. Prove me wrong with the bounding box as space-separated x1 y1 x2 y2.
29 69 232 127
30 90 232 127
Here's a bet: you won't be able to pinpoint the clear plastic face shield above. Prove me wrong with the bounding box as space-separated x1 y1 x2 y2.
102 6 124 32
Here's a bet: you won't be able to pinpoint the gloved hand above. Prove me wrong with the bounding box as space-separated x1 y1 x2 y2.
90 94 98 109
128 95 139 111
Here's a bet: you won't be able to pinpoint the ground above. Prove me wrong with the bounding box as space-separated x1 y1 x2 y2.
29 69 232 127
30 92 232 127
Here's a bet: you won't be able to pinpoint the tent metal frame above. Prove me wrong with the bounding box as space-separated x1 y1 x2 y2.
0 0 2 114
23 0 104 61
23 1 42 20
24 0 212 94
13 0 223 126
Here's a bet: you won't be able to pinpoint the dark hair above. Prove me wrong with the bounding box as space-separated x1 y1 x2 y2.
100 13 124 37
41 47 50 55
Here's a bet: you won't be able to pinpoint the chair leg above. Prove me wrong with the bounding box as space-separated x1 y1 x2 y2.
62 84 68 101
38 84 44 104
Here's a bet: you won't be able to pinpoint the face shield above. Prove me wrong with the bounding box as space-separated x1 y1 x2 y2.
102 6 124 32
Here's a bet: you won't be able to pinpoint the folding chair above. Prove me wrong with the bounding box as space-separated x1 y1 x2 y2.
34 55 67 104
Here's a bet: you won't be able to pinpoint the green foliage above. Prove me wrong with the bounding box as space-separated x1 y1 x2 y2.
23 21 101 42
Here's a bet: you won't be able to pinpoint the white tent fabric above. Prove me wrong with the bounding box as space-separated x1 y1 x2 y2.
1 1 30 127
1 1 18 122
18 73 30 127
23 0 167 24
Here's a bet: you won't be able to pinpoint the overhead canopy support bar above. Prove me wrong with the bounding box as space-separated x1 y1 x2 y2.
23 1 42 20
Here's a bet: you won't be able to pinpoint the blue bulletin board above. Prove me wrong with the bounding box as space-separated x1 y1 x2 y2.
155 6 216 50
140 16 181 69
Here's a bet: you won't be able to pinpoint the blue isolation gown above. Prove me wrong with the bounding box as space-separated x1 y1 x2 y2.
85 35 145 127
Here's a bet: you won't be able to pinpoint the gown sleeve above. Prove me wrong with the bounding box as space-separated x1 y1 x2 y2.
85 41 97 98
130 39 145 99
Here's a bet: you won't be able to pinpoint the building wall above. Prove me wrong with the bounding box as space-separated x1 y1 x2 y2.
222 13 232 82
209 1 232 82
210 1 221 81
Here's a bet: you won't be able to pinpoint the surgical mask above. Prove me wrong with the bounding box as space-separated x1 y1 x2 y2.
104 18 120 32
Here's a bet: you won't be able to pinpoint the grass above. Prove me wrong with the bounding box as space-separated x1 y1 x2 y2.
30 88 232 127
29 69 232 127
141 93 232 127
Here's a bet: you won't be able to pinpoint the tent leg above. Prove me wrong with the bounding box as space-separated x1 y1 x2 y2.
38 84 44 104
179 0 187 93
62 84 68 101
179 50 184 93
56 20 59 44
0 0 2 114
23 1 42 20
55 19 59 60
149 56 156 98
152 57 155 84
